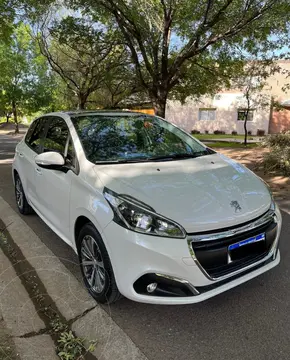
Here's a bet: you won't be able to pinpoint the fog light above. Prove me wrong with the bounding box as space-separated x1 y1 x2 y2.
147 282 157 293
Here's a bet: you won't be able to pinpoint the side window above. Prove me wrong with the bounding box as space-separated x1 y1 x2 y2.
25 120 38 144
43 117 69 155
26 119 46 154
43 117 78 172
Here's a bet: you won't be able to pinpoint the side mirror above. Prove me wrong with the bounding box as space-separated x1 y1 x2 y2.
35 151 65 169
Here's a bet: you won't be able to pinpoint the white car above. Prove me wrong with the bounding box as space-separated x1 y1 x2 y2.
12 111 282 305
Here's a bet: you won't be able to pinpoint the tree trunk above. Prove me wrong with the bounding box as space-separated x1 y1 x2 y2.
12 100 19 134
77 93 88 110
151 93 167 118
244 118 248 145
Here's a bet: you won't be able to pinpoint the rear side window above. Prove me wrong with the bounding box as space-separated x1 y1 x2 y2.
25 118 46 154
42 117 69 155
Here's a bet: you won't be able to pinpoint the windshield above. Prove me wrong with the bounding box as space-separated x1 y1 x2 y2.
72 114 213 163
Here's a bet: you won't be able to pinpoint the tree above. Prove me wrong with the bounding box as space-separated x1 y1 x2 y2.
234 61 278 145
0 0 16 42
0 23 55 132
0 90 12 122
88 62 146 109
37 16 128 109
69 0 290 117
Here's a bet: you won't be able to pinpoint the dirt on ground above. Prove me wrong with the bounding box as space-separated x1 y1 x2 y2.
0 319 19 360
218 147 290 202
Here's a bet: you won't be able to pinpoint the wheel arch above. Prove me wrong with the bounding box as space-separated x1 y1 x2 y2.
73 209 109 253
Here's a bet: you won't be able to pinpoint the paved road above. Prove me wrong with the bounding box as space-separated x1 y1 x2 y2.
1 133 290 360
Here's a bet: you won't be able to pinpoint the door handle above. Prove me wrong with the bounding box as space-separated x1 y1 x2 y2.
35 167 42 175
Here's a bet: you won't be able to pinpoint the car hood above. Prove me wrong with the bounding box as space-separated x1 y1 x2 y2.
94 153 271 233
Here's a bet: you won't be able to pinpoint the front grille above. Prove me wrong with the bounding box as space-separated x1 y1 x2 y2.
195 256 274 293
191 218 277 279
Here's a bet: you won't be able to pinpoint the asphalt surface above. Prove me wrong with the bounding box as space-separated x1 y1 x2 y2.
1 133 290 360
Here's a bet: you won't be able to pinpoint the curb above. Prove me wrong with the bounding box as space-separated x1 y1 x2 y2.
0 197 148 360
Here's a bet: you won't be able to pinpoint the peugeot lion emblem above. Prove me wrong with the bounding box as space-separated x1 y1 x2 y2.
230 200 242 213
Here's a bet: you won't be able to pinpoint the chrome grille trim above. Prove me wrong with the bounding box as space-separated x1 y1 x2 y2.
188 209 275 243
187 208 281 282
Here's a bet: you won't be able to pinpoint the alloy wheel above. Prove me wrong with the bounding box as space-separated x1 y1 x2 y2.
80 235 106 294
15 178 23 209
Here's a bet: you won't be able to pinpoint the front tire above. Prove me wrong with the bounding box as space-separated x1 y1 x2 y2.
14 174 33 215
78 223 122 304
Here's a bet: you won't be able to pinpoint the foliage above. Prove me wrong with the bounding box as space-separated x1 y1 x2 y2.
213 130 225 135
263 132 290 175
67 0 290 116
257 129 265 136
191 129 200 134
0 23 55 131
36 15 138 109
58 331 97 360
0 0 16 41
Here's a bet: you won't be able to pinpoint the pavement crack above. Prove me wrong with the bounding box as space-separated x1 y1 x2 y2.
0 219 97 360
17 327 50 339
68 305 98 327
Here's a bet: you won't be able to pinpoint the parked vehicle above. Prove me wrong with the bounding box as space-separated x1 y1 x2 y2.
12 111 282 304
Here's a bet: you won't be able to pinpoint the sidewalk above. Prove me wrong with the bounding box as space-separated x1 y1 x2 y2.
204 137 262 144
0 197 148 360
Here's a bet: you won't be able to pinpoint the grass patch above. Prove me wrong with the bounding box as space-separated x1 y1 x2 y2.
206 142 258 149
194 134 259 140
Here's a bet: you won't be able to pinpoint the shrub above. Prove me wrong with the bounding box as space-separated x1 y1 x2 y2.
263 131 290 175
247 130 252 135
257 129 265 136
231 131 238 135
213 130 225 135
191 129 200 134
205 130 209 134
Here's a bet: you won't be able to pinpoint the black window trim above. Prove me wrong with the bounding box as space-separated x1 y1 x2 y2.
25 117 47 154
26 115 79 175
43 115 80 175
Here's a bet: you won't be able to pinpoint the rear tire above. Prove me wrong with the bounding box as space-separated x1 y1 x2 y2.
78 223 122 304
14 174 33 215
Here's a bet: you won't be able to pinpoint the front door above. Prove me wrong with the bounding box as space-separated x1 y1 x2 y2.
18 118 46 207
34 116 77 242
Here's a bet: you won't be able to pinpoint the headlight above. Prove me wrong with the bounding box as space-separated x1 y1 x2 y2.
259 177 275 212
270 198 276 212
104 188 186 238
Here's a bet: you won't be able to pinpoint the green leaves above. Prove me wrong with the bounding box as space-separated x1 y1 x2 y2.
0 22 55 118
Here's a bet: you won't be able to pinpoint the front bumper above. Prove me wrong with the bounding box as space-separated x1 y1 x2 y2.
102 206 282 305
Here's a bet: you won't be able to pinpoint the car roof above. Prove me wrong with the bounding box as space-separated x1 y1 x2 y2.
45 110 153 118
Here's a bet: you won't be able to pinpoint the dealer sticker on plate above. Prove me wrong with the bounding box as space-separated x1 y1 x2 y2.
228 233 266 251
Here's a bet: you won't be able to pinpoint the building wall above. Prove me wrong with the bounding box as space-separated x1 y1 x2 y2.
165 61 290 134
269 108 290 133
166 92 271 135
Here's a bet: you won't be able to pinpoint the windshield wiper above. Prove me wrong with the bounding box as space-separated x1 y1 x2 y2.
146 152 209 161
95 158 150 164
95 149 215 164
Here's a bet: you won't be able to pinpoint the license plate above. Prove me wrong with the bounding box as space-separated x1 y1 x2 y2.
228 233 266 263
228 233 265 251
